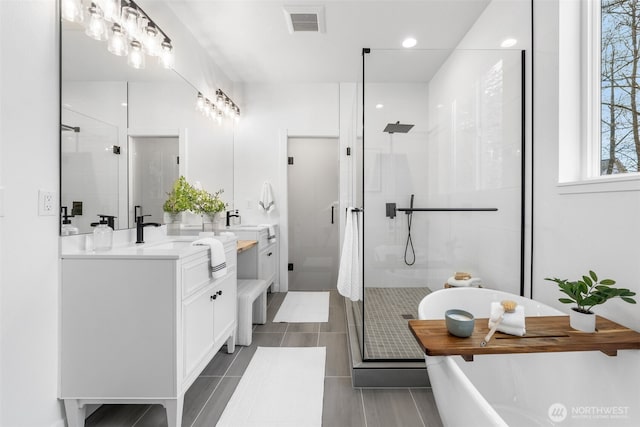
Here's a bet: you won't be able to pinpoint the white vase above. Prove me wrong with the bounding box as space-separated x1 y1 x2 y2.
569 308 596 332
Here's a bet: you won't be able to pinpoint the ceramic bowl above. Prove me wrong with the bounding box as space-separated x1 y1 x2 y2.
445 309 475 338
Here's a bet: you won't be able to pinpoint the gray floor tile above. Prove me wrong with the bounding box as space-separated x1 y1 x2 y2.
322 377 366 427
86 404 150 427
320 300 347 332
281 332 319 347
190 377 241 427
200 347 240 376
362 388 425 427
318 332 350 377
285 322 320 332
134 377 223 427
410 388 443 427
226 332 284 376
132 405 165 427
253 292 288 333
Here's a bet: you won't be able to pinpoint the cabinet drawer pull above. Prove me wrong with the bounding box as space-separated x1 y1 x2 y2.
217 290 223 296
210 295 217 301
267 252 273 256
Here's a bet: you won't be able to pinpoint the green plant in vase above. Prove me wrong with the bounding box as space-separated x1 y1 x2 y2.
163 176 198 217
194 188 226 219
545 270 636 332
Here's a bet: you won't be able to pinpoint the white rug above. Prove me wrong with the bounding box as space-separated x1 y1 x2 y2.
272 291 330 323
216 347 326 427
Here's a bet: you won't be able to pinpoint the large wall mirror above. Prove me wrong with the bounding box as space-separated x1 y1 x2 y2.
61 15 235 235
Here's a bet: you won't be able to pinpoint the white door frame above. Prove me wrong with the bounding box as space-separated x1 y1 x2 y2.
278 129 339 292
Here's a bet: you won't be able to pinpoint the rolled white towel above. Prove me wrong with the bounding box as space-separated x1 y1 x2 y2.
488 302 526 336
446 276 483 287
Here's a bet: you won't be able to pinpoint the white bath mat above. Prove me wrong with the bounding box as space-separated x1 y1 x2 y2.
273 291 330 323
216 347 326 427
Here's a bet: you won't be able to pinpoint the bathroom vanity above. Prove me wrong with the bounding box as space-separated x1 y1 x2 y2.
59 236 237 427
228 225 279 291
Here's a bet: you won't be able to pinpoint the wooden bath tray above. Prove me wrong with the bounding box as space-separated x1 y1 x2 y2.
408 316 640 361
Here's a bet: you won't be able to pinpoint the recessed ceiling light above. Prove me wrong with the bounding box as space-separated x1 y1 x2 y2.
402 37 417 48
375 103 384 109
500 38 517 48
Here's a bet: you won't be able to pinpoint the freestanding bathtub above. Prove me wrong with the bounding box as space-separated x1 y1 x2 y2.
418 288 640 427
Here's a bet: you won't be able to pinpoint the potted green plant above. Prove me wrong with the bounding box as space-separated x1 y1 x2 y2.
162 176 198 222
545 270 636 332
194 188 226 224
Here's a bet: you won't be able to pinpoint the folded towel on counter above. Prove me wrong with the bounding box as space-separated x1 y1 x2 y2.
259 181 275 212
488 301 526 336
337 208 362 301
192 238 227 279
446 276 483 287
259 224 277 241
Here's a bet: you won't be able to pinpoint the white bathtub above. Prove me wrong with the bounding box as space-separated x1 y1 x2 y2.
419 288 640 427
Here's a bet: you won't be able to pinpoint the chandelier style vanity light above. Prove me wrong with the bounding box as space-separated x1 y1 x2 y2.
195 89 240 125
61 0 174 70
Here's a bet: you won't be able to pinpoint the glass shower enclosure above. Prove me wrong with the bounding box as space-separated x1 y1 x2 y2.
353 48 524 361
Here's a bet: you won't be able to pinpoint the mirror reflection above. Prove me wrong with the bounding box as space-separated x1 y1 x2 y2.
61 17 234 235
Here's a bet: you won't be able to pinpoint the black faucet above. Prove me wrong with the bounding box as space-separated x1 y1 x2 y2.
134 206 161 244
226 210 240 227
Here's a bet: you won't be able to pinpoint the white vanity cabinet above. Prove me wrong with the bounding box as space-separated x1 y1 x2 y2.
60 237 237 427
233 225 279 291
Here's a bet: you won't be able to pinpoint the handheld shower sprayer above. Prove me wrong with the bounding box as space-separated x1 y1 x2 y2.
404 194 416 266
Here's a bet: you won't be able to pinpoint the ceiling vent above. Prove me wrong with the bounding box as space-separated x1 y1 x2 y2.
283 6 325 33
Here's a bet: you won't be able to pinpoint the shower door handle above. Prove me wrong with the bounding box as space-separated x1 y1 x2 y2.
331 206 335 224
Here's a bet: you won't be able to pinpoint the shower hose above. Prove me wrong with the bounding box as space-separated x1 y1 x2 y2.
404 210 416 266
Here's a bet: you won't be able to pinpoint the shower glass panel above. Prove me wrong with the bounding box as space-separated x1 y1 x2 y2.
61 109 120 234
360 49 524 361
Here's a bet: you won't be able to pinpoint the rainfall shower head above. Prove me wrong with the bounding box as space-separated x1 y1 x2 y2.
383 121 414 134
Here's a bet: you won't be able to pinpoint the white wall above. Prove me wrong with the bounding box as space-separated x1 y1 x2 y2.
233 83 340 290
533 1 640 331
0 1 64 426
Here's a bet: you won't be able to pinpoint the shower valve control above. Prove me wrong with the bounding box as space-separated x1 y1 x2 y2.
385 203 397 219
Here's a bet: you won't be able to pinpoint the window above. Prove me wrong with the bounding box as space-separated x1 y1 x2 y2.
600 0 640 175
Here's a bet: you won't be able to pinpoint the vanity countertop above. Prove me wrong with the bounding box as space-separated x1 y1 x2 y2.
61 235 237 260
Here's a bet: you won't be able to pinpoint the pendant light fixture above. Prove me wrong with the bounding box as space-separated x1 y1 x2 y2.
127 40 145 69
61 0 84 23
62 0 174 71
159 39 174 69
107 23 128 56
194 89 240 125
85 3 108 41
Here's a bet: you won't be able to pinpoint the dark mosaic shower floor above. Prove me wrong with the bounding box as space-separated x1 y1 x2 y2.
352 287 432 360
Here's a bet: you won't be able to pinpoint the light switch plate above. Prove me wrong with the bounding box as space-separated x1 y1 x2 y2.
38 190 55 216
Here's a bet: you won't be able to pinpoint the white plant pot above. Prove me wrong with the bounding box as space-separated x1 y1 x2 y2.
569 308 596 332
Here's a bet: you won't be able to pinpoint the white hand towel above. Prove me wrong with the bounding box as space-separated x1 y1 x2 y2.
337 208 362 301
259 223 277 241
488 302 526 336
192 238 227 279
259 181 275 212
446 276 483 287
